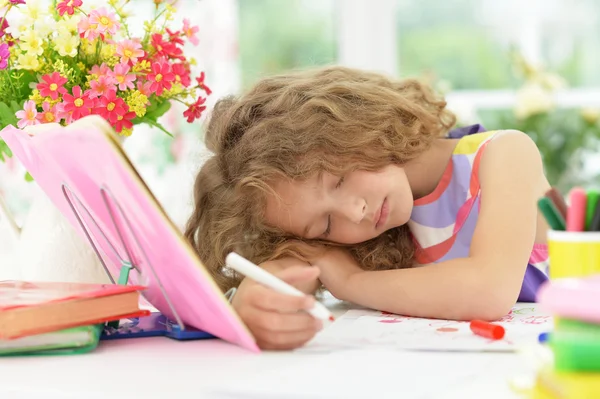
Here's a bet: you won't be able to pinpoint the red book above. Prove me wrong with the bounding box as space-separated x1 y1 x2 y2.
0 281 149 339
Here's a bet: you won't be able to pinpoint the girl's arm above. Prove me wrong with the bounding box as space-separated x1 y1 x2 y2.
317 130 549 321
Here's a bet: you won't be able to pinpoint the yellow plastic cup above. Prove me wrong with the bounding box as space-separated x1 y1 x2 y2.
548 231 600 279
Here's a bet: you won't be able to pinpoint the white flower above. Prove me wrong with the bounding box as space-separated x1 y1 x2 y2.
5 16 28 39
514 83 555 120
54 32 80 58
33 15 57 38
56 15 81 35
22 0 48 25
19 30 44 56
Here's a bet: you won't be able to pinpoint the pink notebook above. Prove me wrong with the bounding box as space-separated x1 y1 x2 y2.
0 116 258 352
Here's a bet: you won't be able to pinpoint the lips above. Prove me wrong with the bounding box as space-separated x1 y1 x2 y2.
375 198 389 229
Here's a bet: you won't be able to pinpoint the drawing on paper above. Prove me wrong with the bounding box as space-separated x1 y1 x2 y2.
303 303 552 353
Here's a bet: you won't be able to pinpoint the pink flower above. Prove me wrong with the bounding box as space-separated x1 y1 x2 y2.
89 75 117 97
62 86 95 121
172 63 191 87
89 7 119 36
9 0 26 4
77 16 100 41
113 111 136 133
182 19 199 46
111 63 136 91
55 102 74 125
183 97 206 123
36 72 68 100
90 63 111 79
136 81 152 99
95 91 128 124
115 39 144 65
56 0 82 16
0 43 9 70
147 61 175 96
15 100 40 129
36 102 60 124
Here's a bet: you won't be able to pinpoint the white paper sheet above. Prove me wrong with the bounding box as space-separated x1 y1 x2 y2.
300 303 552 353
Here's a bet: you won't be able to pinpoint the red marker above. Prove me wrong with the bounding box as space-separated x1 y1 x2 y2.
470 320 505 340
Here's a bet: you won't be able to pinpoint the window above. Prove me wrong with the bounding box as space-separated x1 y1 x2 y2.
238 0 337 88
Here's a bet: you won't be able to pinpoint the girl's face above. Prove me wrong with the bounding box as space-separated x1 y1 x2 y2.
264 165 414 244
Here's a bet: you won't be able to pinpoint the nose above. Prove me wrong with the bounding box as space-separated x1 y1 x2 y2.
338 196 367 224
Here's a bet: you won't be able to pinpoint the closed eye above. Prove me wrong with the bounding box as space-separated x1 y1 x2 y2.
335 176 344 189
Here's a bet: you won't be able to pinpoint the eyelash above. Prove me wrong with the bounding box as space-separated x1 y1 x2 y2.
324 176 345 237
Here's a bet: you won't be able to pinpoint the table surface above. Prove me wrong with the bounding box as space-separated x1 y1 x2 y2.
0 297 535 399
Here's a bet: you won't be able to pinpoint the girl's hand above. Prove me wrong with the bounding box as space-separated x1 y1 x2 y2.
232 260 323 350
312 248 363 301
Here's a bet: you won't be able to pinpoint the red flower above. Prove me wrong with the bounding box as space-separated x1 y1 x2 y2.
172 63 191 87
0 19 8 39
150 33 183 60
165 28 184 46
62 86 95 120
56 0 83 16
195 71 212 96
147 61 175 96
113 111 136 133
183 97 206 123
37 72 68 100
95 91 128 124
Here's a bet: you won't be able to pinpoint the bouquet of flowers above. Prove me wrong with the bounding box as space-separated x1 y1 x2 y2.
0 0 211 168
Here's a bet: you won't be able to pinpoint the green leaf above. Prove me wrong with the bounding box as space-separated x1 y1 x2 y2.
24 171 34 182
144 97 172 122
134 116 173 137
0 101 18 127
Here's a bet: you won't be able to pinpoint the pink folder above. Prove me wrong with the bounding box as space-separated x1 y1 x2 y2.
0 116 259 352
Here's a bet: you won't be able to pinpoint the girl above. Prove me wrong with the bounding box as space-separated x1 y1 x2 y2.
185 66 551 350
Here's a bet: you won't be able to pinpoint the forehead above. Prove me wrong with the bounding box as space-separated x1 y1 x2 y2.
263 175 321 237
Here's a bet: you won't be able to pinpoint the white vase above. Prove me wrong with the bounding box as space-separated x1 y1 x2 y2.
14 187 111 284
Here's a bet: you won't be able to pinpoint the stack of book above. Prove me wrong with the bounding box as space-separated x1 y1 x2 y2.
534 276 600 398
0 280 148 355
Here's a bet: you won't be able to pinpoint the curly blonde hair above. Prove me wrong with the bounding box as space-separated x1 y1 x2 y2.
184 66 456 292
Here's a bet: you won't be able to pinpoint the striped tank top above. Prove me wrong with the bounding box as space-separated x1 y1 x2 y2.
408 129 549 302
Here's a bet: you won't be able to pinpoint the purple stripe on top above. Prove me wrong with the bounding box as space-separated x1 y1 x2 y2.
518 266 549 302
410 155 472 228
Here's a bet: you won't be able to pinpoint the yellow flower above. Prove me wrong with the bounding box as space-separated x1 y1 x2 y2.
80 39 96 57
167 83 184 96
77 62 86 72
120 127 133 137
19 30 44 56
100 44 116 60
514 83 554 120
45 96 62 107
133 60 151 73
54 33 80 58
581 108 600 125
104 56 120 68
17 52 40 71
189 57 197 66
144 21 153 32
29 90 44 106
108 0 119 5
125 90 148 118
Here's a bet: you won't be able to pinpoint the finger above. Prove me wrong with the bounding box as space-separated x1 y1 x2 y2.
249 307 323 332
248 284 315 313
275 265 320 285
255 327 319 351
